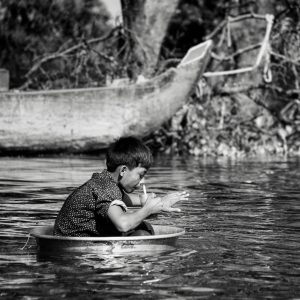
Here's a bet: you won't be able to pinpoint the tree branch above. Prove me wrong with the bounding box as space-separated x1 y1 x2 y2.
270 51 300 66
24 26 121 79
211 43 261 61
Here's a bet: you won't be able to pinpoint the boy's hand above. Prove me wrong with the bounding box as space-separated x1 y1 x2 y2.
139 192 156 207
143 195 163 215
142 191 189 215
161 191 189 212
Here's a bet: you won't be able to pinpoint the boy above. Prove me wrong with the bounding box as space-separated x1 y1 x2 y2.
53 136 188 237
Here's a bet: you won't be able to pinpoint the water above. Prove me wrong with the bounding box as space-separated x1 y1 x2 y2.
0 155 299 299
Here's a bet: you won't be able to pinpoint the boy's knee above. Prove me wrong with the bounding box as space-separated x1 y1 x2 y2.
128 229 152 236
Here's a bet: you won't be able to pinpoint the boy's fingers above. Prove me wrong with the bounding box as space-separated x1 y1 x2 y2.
163 207 181 212
181 192 189 199
170 207 181 212
164 196 188 206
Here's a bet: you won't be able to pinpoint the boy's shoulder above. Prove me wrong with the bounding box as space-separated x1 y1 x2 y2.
89 170 122 198
90 169 114 186
71 170 110 193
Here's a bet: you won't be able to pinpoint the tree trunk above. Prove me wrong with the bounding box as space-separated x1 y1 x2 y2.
120 0 180 79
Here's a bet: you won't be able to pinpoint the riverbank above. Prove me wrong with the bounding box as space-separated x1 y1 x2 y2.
148 92 300 158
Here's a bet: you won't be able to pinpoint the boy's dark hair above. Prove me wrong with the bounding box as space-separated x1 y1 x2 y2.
106 136 153 172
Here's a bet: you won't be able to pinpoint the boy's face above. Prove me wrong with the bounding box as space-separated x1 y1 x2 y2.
119 164 147 193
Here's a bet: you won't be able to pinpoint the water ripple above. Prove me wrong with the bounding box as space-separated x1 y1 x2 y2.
0 156 299 299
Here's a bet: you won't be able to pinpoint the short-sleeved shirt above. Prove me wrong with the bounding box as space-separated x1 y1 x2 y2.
53 170 129 237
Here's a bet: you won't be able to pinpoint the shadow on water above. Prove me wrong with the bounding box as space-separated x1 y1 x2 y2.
0 155 299 299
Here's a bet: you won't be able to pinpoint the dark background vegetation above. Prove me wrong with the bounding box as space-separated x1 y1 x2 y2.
0 0 299 157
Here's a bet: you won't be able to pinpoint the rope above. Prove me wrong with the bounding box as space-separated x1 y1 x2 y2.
203 14 274 80
263 44 272 83
227 16 232 48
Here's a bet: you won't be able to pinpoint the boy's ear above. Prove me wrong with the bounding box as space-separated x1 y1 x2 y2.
119 165 127 177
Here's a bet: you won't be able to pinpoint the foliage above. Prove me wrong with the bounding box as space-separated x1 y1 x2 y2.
149 84 299 157
150 0 300 157
0 0 114 89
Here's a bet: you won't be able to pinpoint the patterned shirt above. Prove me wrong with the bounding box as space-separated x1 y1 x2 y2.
53 170 129 237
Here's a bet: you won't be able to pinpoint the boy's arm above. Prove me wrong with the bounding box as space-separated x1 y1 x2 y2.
122 193 141 207
108 191 189 233
122 192 155 207
108 196 162 233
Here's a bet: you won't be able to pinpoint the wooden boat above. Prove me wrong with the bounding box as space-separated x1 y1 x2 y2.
0 40 212 153
30 224 185 255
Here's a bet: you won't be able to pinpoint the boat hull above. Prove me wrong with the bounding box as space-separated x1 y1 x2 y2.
30 224 185 255
0 40 212 153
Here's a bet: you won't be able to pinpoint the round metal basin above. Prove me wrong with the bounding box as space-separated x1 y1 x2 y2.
30 225 185 255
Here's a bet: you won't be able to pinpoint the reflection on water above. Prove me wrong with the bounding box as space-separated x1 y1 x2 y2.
0 155 299 299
